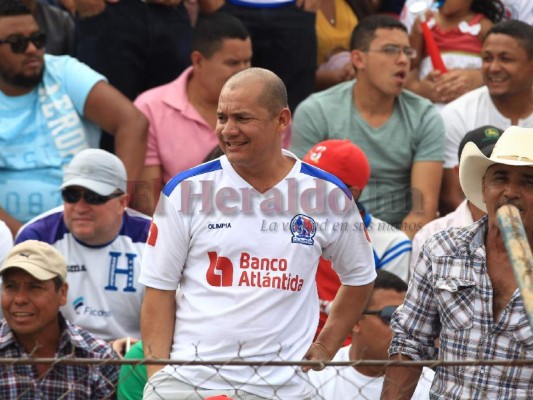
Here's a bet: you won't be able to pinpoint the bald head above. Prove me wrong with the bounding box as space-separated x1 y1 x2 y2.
222 67 288 116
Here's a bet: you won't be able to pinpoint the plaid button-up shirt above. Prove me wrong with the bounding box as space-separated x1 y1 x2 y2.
0 314 119 399
390 217 533 399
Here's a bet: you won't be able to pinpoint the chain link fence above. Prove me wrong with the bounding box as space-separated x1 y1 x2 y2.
1 355 532 399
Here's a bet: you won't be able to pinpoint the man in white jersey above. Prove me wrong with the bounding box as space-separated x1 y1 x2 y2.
439 19 533 214
16 149 151 355
140 68 376 400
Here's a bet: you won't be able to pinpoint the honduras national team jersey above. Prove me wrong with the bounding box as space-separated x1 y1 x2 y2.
0 55 104 223
140 150 376 400
16 206 150 341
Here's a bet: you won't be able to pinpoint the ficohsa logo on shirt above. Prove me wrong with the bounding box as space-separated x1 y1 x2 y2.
71 296 112 317
206 251 303 292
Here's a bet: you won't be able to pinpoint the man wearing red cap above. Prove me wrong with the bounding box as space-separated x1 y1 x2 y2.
303 139 412 340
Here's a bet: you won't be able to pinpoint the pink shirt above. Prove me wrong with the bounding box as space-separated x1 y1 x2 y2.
135 67 292 184
134 67 219 183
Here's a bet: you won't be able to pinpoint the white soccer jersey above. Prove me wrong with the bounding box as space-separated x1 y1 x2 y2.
140 151 376 400
16 206 151 341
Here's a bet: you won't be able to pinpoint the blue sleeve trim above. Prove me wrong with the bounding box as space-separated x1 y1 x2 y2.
120 213 151 243
299 162 352 200
16 212 69 245
380 240 412 267
163 160 223 197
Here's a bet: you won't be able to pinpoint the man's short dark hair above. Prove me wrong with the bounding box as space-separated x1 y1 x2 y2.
0 0 31 16
350 15 407 51
373 270 408 293
485 20 533 59
192 12 250 59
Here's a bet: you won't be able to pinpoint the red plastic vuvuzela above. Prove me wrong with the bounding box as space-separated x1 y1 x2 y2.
410 1 447 73
420 18 447 73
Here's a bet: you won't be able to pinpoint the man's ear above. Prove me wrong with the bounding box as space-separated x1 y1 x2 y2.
277 108 291 132
59 282 68 306
351 49 365 71
191 51 204 68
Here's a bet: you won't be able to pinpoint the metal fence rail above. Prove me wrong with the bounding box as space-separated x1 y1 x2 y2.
0 357 531 399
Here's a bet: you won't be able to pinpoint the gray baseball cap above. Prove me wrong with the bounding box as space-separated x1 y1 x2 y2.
61 149 127 195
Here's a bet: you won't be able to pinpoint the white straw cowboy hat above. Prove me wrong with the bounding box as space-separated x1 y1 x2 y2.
459 126 533 213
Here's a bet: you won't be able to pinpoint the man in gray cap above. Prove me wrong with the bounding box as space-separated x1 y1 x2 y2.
382 126 533 399
0 240 118 398
15 149 151 355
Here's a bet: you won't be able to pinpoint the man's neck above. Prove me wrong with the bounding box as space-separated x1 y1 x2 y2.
187 74 218 129
491 88 533 125
353 81 397 128
0 82 36 97
15 323 61 357
232 154 295 194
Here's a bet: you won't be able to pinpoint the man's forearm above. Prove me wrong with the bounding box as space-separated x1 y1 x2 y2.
381 354 422 400
141 287 177 379
0 207 22 238
113 114 148 185
315 282 373 355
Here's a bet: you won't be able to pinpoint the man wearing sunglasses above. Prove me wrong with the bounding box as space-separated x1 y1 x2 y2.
292 15 445 239
0 0 148 237
309 270 434 399
14 149 151 357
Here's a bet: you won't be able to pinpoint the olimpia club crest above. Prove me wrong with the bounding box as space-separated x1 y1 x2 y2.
290 214 317 245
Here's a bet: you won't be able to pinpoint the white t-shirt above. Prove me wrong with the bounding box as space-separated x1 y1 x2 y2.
16 206 151 340
0 221 13 265
441 86 533 168
308 346 435 399
140 151 376 400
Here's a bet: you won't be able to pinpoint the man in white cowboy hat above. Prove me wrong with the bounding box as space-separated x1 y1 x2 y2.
381 126 533 399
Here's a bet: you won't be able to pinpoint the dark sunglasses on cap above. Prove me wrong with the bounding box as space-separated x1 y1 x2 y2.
61 188 124 205
0 31 46 54
363 305 398 325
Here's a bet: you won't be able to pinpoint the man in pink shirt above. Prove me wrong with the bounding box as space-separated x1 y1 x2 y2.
133 12 253 215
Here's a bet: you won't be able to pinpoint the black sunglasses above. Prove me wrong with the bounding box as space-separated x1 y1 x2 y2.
363 305 398 324
0 32 46 54
61 188 123 205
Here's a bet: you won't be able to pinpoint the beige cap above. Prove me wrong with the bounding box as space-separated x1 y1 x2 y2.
0 241 67 282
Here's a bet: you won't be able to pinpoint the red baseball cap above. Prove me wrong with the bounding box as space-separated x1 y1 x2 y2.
303 139 371 190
